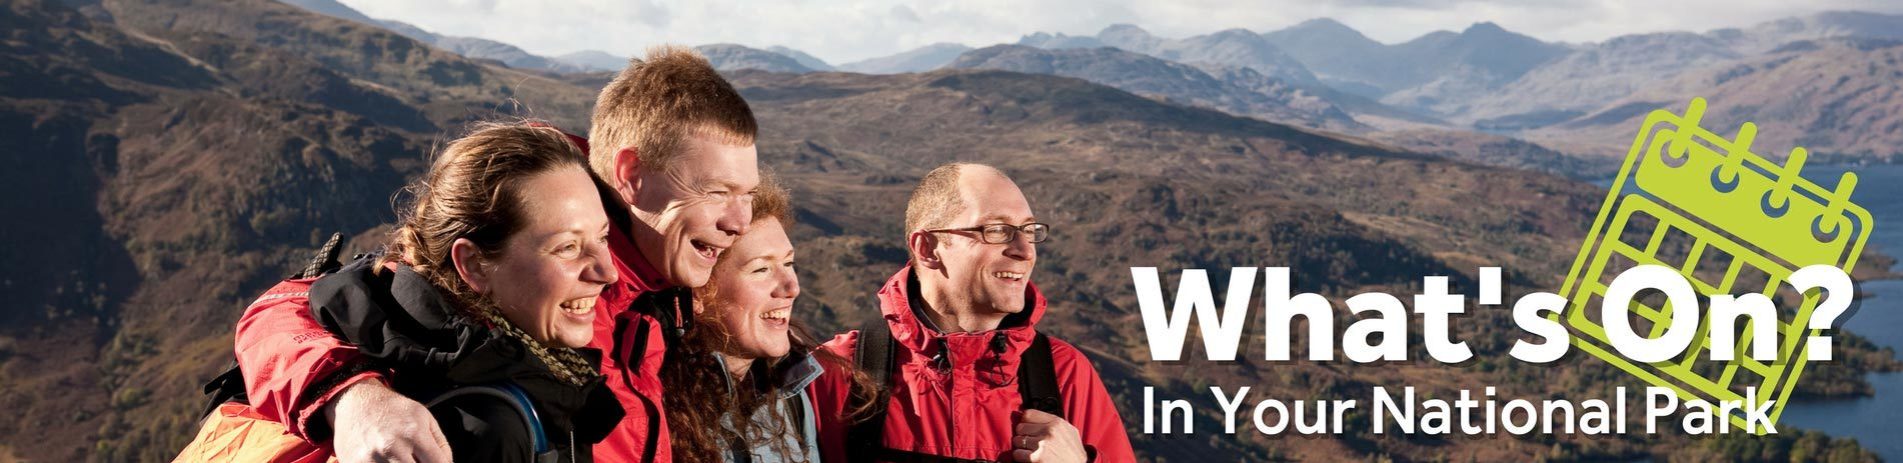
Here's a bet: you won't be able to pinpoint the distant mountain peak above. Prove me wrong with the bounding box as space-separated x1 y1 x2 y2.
279 0 375 25
1764 10 1903 36
1408 30 1461 44
696 43 815 73
1208 28 1261 40
1809 9 1903 21
1292 17 1353 31
1265 17 1382 50
918 42 973 51
1100 23 1152 37
766 45 834 71
838 42 974 74
1277 18 1377 44
1463 21 1508 35
1018 31 1106 50
554 50 627 72
1449 21 1556 50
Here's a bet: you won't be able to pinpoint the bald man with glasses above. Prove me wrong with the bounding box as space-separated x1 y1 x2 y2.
809 163 1136 463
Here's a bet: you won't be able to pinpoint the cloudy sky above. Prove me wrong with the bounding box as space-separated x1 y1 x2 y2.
335 0 1903 65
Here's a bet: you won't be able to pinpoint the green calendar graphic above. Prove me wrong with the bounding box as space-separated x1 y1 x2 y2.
1554 97 1873 432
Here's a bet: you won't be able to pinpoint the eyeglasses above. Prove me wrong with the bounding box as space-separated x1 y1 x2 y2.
922 223 1050 244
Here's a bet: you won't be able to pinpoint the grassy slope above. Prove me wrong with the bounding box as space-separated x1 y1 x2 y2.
0 1 1893 461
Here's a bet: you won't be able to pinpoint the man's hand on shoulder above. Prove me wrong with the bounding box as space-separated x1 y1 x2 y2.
325 380 451 463
1012 409 1089 463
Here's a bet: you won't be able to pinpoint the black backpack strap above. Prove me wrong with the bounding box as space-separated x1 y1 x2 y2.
628 287 694 357
426 383 554 461
199 363 247 416
617 286 692 463
1019 333 1092 461
611 308 661 463
729 432 755 463
615 307 656 373
1017 332 1062 418
847 317 895 463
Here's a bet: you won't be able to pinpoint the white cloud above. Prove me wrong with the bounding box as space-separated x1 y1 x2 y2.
335 0 1903 65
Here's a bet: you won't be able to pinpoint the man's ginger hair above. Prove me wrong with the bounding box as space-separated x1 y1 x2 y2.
588 45 757 183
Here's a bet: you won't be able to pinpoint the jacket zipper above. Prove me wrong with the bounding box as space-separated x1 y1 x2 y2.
939 338 956 457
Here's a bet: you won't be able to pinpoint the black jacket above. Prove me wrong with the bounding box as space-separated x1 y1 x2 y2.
309 256 624 463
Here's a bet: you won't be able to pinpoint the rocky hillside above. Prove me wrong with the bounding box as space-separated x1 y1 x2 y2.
0 1 1894 461
1527 38 1903 163
0 0 590 460
1463 32 1744 129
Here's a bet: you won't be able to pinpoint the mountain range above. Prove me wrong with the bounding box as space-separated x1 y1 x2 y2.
274 0 1903 166
1025 24 1327 90
1527 37 1903 165
3 0 1901 461
953 12 1903 165
274 0 599 73
272 0 1903 166
945 44 1364 131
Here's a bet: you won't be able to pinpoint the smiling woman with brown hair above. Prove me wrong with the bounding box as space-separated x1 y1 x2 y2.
317 122 624 463
311 122 627 462
176 122 628 463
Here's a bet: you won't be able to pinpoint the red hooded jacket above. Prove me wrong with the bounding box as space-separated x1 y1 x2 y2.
233 131 679 462
808 267 1136 462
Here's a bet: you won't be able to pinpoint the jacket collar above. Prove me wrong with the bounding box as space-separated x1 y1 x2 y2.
877 266 1046 386
599 215 679 336
714 350 826 400
313 256 598 385
310 256 623 442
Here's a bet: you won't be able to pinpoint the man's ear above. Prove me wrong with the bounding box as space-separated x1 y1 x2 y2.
908 231 943 270
450 238 491 294
611 147 642 207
